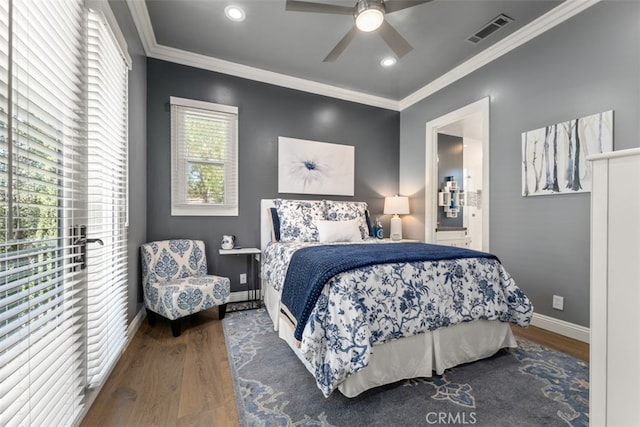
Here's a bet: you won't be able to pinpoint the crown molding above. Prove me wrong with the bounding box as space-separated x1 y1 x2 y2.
148 44 401 110
125 0 600 112
126 0 158 56
398 0 601 110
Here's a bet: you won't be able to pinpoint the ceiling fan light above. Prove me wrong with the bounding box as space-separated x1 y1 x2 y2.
355 8 384 32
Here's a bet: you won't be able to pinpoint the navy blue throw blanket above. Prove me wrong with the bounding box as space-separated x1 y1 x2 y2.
280 242 499 342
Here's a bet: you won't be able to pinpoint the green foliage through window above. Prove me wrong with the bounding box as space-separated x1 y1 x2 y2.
183 113 228 205
187 162 224 203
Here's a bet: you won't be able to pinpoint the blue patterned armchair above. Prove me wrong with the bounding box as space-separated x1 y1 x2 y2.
140 239 230 337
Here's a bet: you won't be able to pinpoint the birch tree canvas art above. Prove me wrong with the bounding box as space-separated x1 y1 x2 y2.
522 110 613 196
278 136 354 196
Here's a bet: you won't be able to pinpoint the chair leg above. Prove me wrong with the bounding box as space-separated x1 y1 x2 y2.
171 319 181 337
147 310 157 326
218 303 227 320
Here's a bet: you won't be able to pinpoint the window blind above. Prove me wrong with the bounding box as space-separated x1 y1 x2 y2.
0 1 87 426
86 8 128 389
170 97 238 216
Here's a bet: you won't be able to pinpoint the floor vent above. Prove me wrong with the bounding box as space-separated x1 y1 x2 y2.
466 14 513 44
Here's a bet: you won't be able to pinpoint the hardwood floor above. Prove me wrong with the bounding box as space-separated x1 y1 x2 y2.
82 311 588 426
511 324 589 362
81 308 238 427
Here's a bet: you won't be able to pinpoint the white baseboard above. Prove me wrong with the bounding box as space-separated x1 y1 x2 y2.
228 290 259 303
530 312 590 343
126 307 146 345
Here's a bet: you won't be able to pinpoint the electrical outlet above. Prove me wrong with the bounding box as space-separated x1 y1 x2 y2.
239 273 247 284
552 295 564 311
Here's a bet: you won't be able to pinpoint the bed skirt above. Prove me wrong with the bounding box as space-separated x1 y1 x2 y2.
263 282 517 397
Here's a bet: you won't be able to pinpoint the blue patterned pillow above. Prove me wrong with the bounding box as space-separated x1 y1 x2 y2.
364 209 373 237
274 199 325 242
268 207 281 241
323 200 370 240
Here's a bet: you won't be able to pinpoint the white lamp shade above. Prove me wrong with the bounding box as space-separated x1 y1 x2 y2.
384 196 409 241
384 196 410 215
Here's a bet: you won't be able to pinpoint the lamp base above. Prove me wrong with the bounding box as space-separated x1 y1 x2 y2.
389 215 402 241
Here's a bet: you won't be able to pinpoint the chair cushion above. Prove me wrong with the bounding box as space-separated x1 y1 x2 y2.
141 239 208 287
145 275 230 320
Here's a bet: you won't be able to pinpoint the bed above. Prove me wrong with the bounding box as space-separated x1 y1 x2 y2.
260 198 533 398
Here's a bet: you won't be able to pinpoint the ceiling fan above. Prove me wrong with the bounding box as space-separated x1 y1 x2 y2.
285 0 432 62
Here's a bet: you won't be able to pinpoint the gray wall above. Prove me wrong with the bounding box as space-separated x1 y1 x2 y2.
399 2 640 327
147 59 400 292
110 1 147 323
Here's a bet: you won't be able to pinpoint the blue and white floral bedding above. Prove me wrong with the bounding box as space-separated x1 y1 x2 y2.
262 241 533 397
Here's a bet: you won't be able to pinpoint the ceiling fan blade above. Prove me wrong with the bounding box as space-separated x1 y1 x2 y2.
285 0 354 15
323 26 359 62
377 20 413 58
383 0 432 14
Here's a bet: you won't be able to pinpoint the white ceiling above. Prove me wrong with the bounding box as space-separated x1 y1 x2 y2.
127 0 596 110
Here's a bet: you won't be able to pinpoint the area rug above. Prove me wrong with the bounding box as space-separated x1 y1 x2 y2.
222 308 588 427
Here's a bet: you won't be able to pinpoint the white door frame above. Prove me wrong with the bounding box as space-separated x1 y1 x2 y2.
425 97 491 250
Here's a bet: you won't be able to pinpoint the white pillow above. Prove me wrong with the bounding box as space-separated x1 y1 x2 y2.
324 200 370 240
316 219 363 243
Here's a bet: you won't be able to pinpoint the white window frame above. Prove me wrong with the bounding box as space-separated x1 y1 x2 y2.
170 96 239 216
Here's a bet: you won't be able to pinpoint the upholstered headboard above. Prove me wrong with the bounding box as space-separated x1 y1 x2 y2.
260 199 276 252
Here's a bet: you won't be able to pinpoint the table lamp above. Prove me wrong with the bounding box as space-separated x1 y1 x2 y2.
384 195 410 241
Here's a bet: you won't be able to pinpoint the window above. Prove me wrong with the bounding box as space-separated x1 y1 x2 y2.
170 97 238 216
86 8 129 389
0 1 88 425
0 1 130 425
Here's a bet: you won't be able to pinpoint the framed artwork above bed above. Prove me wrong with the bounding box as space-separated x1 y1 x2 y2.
278 136 354 196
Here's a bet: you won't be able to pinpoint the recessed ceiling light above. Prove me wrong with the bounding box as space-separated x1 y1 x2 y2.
225 5 245 22
380 57 397 67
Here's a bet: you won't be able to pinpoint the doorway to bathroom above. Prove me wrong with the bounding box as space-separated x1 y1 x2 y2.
425 97 490 251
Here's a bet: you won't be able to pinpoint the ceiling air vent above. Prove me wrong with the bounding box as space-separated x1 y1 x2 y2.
466 14 514 44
